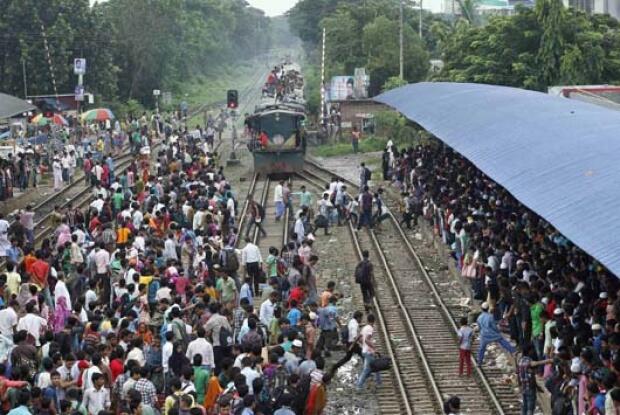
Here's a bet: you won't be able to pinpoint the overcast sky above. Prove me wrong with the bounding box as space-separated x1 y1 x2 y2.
247 0 299 16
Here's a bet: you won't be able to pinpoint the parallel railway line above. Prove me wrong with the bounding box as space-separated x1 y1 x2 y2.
299 162 522 414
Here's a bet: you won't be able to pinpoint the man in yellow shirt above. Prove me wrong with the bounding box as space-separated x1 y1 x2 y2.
116 220 132 248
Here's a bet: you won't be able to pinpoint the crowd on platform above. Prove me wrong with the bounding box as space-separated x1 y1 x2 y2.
0 114 389 415
383 140 620 415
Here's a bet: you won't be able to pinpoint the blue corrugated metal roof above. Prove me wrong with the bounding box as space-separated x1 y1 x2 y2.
375 82 620 276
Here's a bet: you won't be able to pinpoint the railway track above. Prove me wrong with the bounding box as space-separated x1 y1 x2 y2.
299 163 522 414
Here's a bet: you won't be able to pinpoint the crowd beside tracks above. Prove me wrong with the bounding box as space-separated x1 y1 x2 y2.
0 112 395 415
381 140 620 415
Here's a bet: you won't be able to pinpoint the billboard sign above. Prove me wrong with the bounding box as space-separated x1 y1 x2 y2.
329 76 354 101
75 85 84 101
74 58 86 75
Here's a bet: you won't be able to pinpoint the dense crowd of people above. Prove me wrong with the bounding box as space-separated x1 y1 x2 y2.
0 111 392 415
383 140 620 414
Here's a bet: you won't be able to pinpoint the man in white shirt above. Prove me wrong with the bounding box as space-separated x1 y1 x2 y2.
17 302 47 346
259 291 278 328
193 206 206 232
185 328 214 370
90 195 105 213
330 310 363 375
162 331 174 375
241 237 263 295
93 163 104 183
83 373 110 414
274 180 285 221
356 314 381 390
240 356 260 394
81 354 103 391
94 242 111 305
294 211 306 245
132 206 144 229
163 234 178 261
0 300 19 339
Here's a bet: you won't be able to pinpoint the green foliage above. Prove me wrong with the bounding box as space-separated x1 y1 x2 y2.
382 76 408 92
0 0 273 109
288 0 439 103
375 111 421 143
310 135 389 157
437 0 620 90
0 0 118 101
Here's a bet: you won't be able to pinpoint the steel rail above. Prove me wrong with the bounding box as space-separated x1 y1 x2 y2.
302 159 507 414
252 176 271 245
297 171 414 415
385 209 506 414
366 227 444 408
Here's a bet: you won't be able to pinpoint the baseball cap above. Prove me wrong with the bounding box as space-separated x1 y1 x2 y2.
292 339 303 348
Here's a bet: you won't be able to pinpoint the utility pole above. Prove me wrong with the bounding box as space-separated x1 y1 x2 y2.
320 27 327 137
22 59 28 99
399 0 404 80
419 0 423 39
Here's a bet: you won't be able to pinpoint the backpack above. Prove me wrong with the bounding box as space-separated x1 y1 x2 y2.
339 324 349 344
102 228 115 245
173 319 189 347
364 167 372 181
256 203 265 220
361 192 373 211
221 248 239 272
171 393 188 412
354 260 372 285
329 191 336 204
219 326 233 348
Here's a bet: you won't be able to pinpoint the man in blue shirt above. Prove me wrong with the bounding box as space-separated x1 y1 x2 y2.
8 389 32 414
476 302 516 365
316 296 340 355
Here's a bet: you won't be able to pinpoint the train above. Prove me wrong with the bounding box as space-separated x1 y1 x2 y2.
247 62 306 176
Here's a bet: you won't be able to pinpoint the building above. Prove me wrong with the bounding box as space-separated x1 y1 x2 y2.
562 0 620 19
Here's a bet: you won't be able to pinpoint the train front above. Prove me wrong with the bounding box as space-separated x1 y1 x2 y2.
248 107 305 176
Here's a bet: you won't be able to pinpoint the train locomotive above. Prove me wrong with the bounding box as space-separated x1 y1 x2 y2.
247 62 306 175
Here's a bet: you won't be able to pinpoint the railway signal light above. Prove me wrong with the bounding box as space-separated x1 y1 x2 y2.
227 90 238 109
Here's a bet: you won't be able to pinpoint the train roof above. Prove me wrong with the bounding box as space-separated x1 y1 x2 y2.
254 101 305 114
249 106 305 120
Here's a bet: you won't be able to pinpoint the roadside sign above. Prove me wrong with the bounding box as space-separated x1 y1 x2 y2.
153 89 161 96
162 91 172 105
75 85 84 101
74 58 86 75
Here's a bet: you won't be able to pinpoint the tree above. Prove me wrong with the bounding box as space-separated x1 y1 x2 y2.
363 15 429 95
437 3 620 90
382 76 408 92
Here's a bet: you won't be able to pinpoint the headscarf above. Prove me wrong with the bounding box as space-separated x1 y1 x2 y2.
168 342 190 377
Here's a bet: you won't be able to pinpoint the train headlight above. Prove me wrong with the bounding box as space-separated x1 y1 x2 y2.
273 134 285 145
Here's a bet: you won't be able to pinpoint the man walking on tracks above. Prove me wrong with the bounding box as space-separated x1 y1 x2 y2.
274 180 285 221
330 310 364 375
245 195 267 239
356 314 381 391
355 250 374 310
242 236 263 295
356 186 374 231
476 302 516 365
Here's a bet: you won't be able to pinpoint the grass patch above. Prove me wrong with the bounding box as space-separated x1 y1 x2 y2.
310 136 389 158
177 56 270 125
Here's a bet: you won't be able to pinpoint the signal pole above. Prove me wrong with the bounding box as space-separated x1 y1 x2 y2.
399 0 404 80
